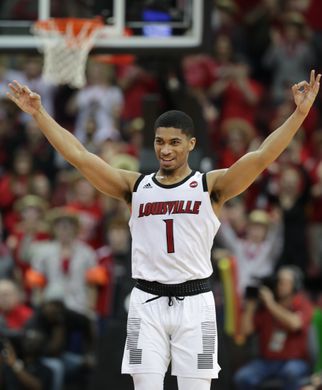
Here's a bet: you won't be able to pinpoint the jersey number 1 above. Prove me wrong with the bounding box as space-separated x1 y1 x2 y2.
163 219 175 253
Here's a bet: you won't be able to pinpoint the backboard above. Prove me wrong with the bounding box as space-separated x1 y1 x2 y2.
0 0 210 54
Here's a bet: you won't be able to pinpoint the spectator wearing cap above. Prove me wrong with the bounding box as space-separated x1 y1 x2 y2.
234 266 314 390
216 208 283 298
28 207 97 316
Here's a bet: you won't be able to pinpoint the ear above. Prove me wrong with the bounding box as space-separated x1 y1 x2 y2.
188 137 196 152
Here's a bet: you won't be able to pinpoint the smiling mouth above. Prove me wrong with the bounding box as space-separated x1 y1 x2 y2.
161 158 174 164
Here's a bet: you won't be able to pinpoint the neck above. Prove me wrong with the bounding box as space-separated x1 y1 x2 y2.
156 166 192 184
59 239 74 248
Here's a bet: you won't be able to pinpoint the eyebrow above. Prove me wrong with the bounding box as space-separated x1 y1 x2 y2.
154 137 182 141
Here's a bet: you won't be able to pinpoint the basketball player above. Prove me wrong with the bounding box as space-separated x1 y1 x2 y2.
7 70 320 390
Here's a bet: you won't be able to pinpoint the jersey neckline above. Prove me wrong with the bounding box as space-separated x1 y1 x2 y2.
152 170 196 188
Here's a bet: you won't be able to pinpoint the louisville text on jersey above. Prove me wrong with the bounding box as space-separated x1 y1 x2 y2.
138 200 201 217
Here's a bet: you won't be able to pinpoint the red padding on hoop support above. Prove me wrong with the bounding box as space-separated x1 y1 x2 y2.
34 17 104 37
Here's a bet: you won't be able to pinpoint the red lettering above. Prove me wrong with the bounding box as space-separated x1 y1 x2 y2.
151 202 160 215
192 201 201 214
161 202 167 214
138 200 202 217
177 200 185 213
167 201 176 214
139 204 144 217
171 200 179 214
185 200 192 213
144 203 152 216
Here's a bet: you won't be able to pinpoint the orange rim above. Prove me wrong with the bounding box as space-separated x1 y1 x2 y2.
93 54 136 65
34 17 104 36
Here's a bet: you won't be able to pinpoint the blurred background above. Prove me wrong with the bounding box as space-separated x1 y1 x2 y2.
0 0 322 389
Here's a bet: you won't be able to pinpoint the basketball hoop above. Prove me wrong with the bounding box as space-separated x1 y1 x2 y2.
32 18 104 88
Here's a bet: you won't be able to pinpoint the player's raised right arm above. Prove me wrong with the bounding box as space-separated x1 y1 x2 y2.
7 80 139 201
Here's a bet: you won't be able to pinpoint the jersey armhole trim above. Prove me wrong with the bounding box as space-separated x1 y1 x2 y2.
202 173 208 192
133 174 145 192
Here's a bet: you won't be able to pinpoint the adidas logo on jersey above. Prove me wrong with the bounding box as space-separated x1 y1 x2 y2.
143 183 153 189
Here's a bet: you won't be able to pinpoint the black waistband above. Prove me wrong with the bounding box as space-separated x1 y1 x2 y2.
135 277 212 297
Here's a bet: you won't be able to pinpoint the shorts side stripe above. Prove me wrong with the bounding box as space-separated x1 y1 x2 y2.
126 317 142 365
198 321 216 369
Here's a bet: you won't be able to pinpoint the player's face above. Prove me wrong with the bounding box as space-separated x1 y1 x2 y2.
154 127 196 173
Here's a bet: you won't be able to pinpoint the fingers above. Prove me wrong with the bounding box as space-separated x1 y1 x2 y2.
291 83 298 95
309 69 321 90
11 80 23 92
310 69 315 86
6 91 19 105
8 80 34 97
295 70 321 92
313 73 321 93
295 81 310 90
292 81 310 96
8 81 19 94
22 85 33 94
7 83 23 102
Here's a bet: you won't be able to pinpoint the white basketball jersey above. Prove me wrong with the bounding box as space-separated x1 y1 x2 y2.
129 171 221 284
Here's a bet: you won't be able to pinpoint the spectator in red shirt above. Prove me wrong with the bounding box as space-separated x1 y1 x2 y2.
0 149 35 233
217 118 256 168
66 174 104 249
0 279 33 336
117 61 158 124
209 58 263 126
234 266 314 390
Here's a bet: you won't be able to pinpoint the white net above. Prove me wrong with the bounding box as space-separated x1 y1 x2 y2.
33 20 103 88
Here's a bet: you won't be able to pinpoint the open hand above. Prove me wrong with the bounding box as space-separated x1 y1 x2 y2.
292 70 321 116
6 80 42 116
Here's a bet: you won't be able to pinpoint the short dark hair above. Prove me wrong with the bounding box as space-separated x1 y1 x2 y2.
154 110 194 137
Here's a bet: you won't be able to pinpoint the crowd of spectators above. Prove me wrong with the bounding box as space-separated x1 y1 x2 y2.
1 0 322 389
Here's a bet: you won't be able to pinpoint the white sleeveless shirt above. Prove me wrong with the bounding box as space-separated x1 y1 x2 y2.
129 171 221 284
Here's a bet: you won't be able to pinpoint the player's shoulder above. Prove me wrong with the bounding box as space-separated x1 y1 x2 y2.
204 168 228 190
131 172 149 193
117 170 142 193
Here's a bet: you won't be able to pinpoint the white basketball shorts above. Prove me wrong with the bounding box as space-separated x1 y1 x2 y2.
121 287 221 378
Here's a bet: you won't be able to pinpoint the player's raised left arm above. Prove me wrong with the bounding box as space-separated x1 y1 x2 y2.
209 70 321 206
